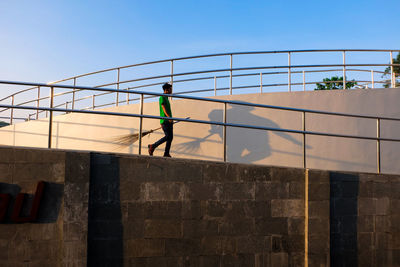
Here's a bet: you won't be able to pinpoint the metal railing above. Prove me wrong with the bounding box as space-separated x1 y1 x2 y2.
0 49 399 124
1 79 400 174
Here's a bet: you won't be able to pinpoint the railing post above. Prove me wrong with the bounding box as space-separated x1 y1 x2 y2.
303 71 306 91
170 60 174 86
260 72 263 93
72 78 76 110
214 76 217 96
116 68 120 106
92 95 95 110
288 52 291 92
302 111 306 169
223 102 227 162
65 101 69 114
390 51 394 88
230 55 233 95
10 95 14 125
48 87 54 149
371 70 375 89
377 118 381 174
36 86 40 119
126 88 130 105
343 51 346 89
138 94 144 155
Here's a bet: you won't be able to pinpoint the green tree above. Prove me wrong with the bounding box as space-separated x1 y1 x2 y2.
315 76 357 90
382 53 400 88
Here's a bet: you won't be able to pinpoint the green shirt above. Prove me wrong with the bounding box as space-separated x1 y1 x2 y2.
159 96 172 124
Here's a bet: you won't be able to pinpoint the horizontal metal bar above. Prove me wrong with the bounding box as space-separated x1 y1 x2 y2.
2 104 400 143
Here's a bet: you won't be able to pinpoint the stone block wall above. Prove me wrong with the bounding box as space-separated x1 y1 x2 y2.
1 146 400 266
117 156 305 266
0 147 65 267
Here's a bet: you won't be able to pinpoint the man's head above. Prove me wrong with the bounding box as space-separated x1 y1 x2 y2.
162 83 172 94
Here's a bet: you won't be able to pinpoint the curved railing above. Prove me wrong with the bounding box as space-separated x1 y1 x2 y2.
0 49 399 124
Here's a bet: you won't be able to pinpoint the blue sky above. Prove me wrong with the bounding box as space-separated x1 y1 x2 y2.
0 0 399 83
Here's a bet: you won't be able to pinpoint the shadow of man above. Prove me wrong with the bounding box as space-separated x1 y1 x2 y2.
176 104 306 163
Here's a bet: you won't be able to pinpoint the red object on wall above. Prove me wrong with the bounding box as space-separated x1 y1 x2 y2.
10 181 45 223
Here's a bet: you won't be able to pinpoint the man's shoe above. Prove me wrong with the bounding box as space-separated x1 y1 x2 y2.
148 144 154 156
163 154 171 157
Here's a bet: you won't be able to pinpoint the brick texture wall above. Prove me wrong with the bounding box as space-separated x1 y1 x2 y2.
1 147 400 266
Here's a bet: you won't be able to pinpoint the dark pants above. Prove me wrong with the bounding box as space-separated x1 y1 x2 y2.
152 121 173 156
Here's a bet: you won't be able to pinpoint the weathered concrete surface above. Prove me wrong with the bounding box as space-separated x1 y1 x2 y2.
0 146 400 266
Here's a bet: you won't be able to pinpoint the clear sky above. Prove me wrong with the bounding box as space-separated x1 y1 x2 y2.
1 0 399 83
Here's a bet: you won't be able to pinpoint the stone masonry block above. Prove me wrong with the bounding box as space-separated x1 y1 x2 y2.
13 163 57 183
142 182 187 201
166 160 203 183
255 217 288 235
307 169 329 184
183 220 219 238
182 200 205 220
271 199 304 217
271 252 288 267
255 182 289 200
30 240 61 260
244 201 271 218
357 215 374 232
218 218 255 236
391 181 400 199
308 183 329 201
120 181 141 202
65 151 89 183
29 223 61 241
144 219 182 238
206 201 229 217
358 198 377 216
0 147 14 163
376 197 390 216
124 219 144 239
144 201 182 219
309 218 329 234
127 202 145 219
188 183 221 201
63 222 87 242
289 182 304 199
14 148 65 164
64 182 89 204
238 165 271 182
236 235 266 253
221 254 255 267
309 200 329 218
288 218 305 235
126 239 165 257
375 216 391 233
203 163 239 183
0 163 13 183
165 238 201 256
271 167 304 182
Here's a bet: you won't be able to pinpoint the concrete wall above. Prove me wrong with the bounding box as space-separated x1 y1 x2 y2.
1 88 400 174
1 146 400 266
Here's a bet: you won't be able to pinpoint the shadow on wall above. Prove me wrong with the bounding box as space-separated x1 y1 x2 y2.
175 106 303 163
330 172 359 266
88 153 123 267
0 182 63 224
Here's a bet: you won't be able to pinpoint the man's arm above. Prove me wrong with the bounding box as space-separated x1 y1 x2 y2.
161 104 172 122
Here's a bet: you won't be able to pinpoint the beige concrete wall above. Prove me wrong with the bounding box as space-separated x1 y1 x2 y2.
1 88 400 174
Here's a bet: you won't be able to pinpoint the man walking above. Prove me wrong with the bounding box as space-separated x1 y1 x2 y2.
148 83 173 157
